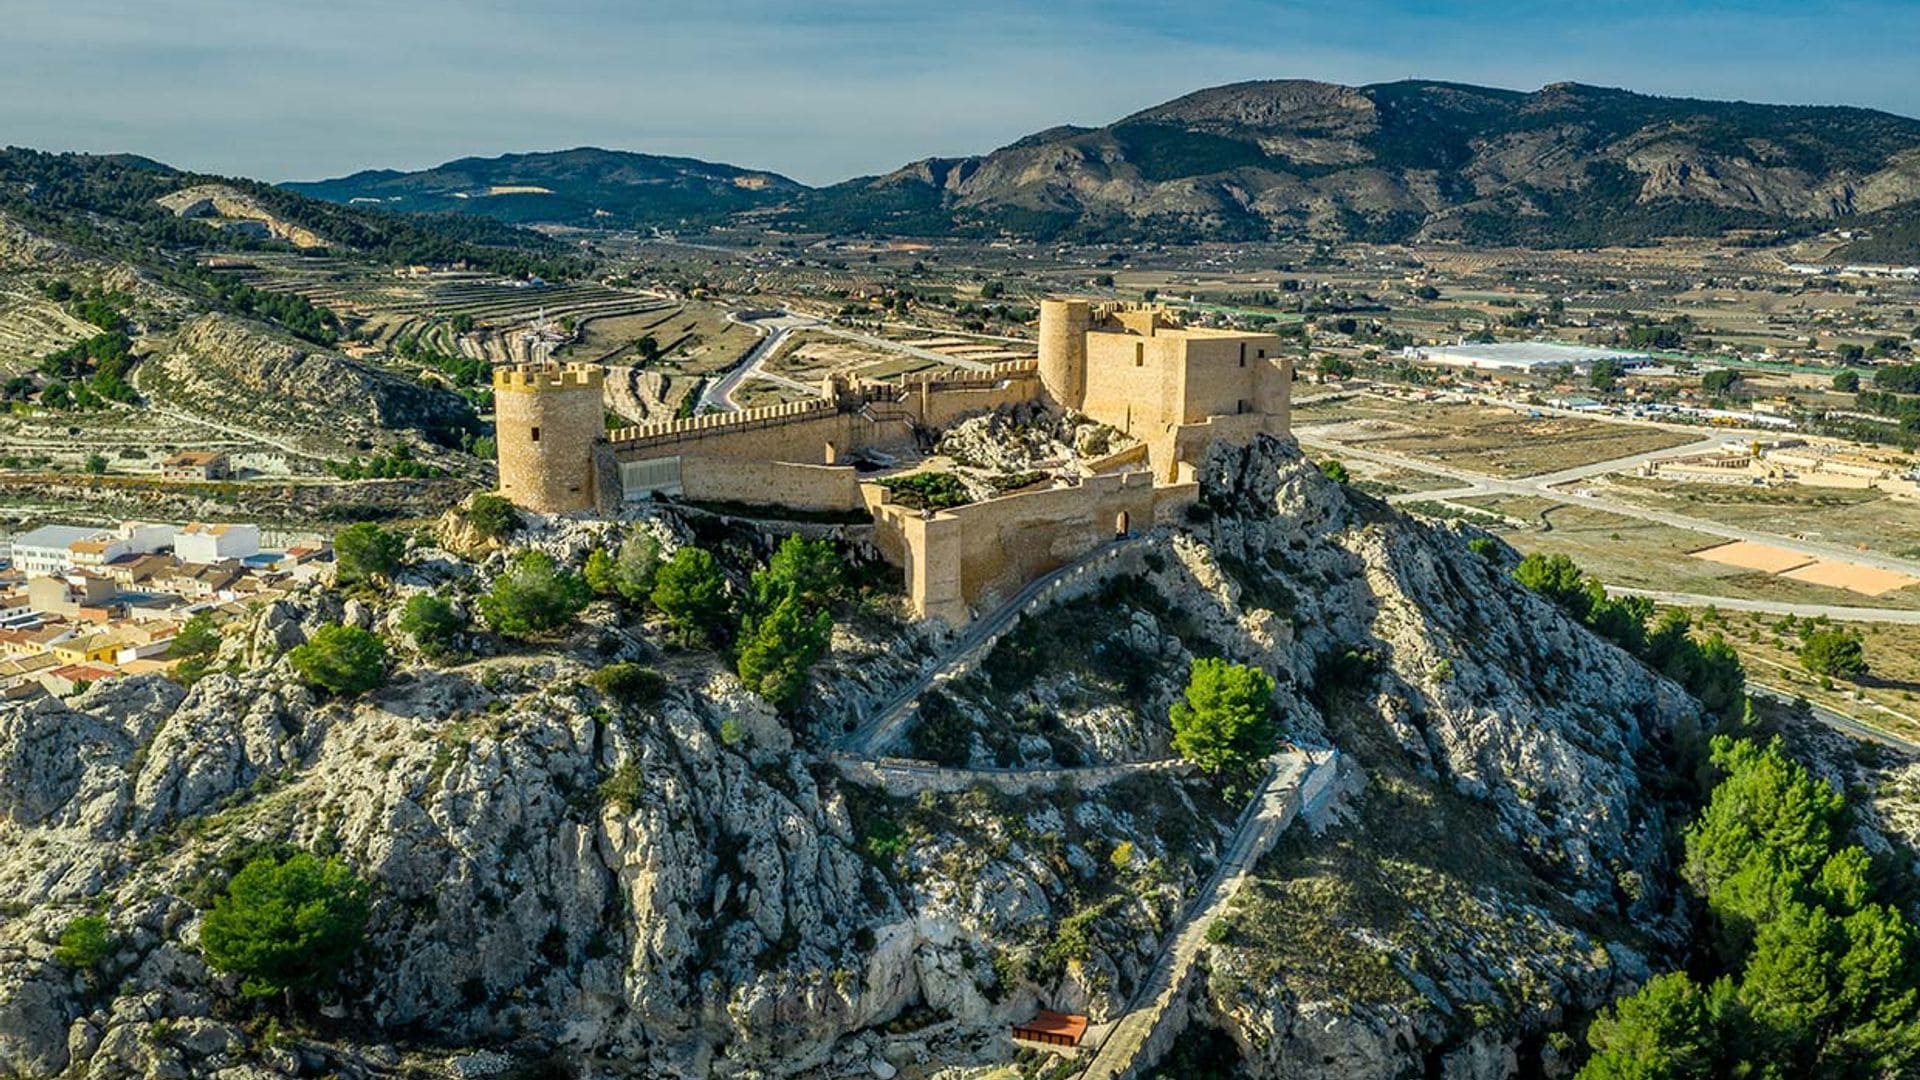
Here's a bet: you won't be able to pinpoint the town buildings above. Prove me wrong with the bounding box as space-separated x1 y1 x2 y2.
0 519 331 700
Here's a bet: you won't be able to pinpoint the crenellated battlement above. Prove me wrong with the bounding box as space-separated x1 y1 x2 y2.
899 359 1040 391
606 397 840 449
493 363 605 392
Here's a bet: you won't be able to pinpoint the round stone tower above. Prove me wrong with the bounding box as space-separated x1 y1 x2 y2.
1037 298 1091 410
492 363 606 513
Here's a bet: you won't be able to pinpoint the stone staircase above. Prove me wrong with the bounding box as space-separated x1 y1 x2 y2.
1076 749 1340 1080
838 536 1151 756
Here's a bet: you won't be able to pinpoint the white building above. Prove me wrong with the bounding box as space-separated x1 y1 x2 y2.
1407 342 1654 374
119 522 174 554
175 523 260 564
11 525 110 578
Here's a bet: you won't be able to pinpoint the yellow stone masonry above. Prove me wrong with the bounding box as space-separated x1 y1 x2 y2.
492 300 1292 624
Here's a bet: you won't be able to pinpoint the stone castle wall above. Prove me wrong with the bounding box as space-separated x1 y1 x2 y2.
677 458 863 512
866 471 1196 623
490 302 1288 626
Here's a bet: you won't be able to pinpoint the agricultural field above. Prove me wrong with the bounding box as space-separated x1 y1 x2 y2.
0 292 94 370
1339 458 1473 497
1590 475 1920 561
555 305 684 364
730 380 816 409
209 254 672 365
582 301 754 379
1297 395 1698 477
1457 495 1920 611
1708 610 1920 744
763 332 900 384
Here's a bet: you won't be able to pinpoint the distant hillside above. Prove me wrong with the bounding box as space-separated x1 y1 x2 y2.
0 147 578 277
282 81 1920 253
0 148 542 452
285 148 807 229
806 79 1920 247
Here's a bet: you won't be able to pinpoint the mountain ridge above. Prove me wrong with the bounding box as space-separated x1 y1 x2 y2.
281 78 1920 252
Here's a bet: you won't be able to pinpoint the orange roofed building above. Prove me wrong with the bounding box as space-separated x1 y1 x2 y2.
1011 1010 1088 1048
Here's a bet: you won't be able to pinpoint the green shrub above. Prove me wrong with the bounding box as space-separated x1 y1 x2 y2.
199 852 370 1000
650 546 732 648
288 624 388 695
1799 627 1867 680
397 594 465 658
1170 657 1278 775
54 915 113 970
598 760 644 813
585 662 666 706
169 611 223 686
877 471 972 511
478 550 590 639
906 691 972 766
334 522 404 585
585 529 661 605
461 493 520 541
749 535 843 613
736 593 833 711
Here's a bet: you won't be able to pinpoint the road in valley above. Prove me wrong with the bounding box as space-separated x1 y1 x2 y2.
700 311 823 412
1297 432 1920 582
701 310 998 412
1607 589 1920 625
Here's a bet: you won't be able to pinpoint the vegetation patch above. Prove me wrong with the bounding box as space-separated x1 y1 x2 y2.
877 471 972 511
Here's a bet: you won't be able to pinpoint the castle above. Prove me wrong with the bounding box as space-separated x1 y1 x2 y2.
493 299 1292 624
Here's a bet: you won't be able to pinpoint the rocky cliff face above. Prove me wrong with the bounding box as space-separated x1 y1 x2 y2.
0 437 1703 1078
156 185 333 249
143 313 478 450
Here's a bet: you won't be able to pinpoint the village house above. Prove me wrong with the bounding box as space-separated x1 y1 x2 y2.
158 451 231 481
175 522 260 564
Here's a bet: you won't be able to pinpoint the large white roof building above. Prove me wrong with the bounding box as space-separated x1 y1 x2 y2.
1407 342 1654 373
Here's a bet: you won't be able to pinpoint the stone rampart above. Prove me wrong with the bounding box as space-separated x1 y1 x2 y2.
677 458 863 512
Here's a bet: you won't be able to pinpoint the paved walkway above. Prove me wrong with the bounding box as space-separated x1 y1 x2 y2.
1078 751 1336 1080
839 537 1147 756
830 754 1185 797
1749 683 1920 753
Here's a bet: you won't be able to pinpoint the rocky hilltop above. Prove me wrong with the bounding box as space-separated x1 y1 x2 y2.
140 313 478 451
0 437 1709 1078
156 185 332 249
285 148 808 230
822 79 1920 245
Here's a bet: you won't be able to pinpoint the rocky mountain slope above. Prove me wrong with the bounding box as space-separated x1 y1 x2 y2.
0 149 556 458
139 313 479 451
0 437 1710 1078
815 79 1920 245
283 80 1920 251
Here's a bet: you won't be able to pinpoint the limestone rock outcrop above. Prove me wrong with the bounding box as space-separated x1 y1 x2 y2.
0 436 1708 1078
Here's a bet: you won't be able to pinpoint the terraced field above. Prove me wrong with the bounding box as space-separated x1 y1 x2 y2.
0 290 95 369
207 255 675 367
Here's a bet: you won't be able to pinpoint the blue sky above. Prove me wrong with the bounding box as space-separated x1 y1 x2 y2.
2 0 1915 184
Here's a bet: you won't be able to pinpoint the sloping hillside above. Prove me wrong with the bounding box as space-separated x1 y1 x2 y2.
284 80 1920 252
286 147 807 229
809 80 1920 245
0 439 1719 1077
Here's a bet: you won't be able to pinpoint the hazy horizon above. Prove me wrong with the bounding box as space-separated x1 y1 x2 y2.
4 0 1918 186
